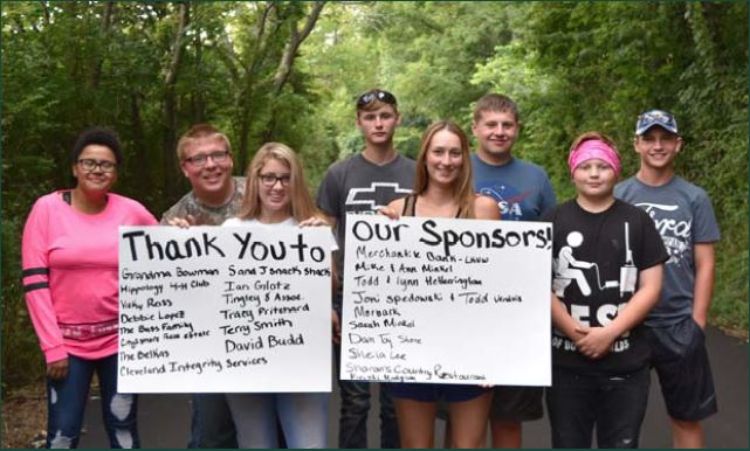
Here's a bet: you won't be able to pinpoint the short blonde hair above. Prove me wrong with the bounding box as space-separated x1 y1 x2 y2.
237 142 320 222
176 123 232 160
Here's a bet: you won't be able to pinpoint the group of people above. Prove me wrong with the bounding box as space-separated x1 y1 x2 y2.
21 89 719 449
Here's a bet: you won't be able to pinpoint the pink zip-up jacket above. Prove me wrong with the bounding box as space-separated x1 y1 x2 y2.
22 191 157 363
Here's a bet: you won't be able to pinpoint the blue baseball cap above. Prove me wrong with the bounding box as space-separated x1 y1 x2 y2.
635 109 679 135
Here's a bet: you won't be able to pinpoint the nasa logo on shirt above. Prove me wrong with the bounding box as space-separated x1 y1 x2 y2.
478 184 530 220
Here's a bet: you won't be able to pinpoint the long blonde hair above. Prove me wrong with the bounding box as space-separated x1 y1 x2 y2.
413 120 475 218
237 142 320 222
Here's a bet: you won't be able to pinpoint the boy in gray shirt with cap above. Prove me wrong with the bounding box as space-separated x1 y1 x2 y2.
615 109 719 448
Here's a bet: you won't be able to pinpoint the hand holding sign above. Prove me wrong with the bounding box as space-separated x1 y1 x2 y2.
118 225 334 393
341 214 553 386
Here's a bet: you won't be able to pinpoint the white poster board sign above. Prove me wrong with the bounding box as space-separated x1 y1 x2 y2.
117 225 332 393
341 215 552 386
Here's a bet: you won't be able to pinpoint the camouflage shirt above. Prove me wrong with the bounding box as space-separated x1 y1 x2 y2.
160 177 246 225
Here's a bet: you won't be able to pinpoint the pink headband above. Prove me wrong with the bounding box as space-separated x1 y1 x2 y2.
568 139 621 177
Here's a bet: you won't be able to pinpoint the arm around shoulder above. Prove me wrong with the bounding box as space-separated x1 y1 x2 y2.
316 162 346 220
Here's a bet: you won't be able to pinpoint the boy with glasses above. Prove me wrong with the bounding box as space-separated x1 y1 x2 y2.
162 123 245 448
615 110 720 448
163 124 241 226
316 88 415 448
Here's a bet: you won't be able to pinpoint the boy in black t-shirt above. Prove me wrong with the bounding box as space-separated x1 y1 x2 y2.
542 132 668 448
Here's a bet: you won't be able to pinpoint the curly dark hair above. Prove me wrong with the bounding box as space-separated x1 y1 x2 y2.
70 126 124 166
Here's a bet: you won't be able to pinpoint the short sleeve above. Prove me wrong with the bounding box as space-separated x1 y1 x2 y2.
540 172 557 213
540 205 557 223
316 164 342 219
692 190 720 243
635 208 669 270
328 230 339 252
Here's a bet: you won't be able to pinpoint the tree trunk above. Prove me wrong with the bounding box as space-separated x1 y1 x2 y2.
129 92 151 203
271 1 325 95
162 2 190 200
234 2 280 169
261 2 325 142
90 1 115 90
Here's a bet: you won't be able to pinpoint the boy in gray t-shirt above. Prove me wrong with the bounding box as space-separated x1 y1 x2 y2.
615 109 719 448
317 89 415 448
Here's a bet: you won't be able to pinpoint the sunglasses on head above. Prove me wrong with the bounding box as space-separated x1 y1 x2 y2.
356 90 397 108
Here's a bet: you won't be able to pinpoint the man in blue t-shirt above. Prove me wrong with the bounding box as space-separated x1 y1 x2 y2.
470 94 556 447
471 94 556 222
615 109 720 448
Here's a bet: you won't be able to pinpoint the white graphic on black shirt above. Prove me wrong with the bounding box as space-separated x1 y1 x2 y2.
553 223 637 298
553 231 596 296
345 183 412 210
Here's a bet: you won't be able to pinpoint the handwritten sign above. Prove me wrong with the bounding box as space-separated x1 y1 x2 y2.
117 225 332 393
340 215 552 386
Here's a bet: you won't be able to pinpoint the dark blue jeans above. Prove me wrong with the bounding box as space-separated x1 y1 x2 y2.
46 354 139 448
335 343 399 448
545 366 650 448
187 394 237 448
187 393 290 449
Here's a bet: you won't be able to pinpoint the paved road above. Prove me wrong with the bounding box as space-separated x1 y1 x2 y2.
79 326 748 448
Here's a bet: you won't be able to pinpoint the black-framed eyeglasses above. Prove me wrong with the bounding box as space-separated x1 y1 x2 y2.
183 150 231 167
356 89 397 108
77 158 117 173
258 173 291 187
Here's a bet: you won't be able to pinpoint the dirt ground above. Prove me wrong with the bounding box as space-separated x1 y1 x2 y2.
1 378 100 449
2 383 47 448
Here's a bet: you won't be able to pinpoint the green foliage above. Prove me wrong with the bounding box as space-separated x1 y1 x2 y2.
1 217 47 392
2 1 747 391
473 1 748 332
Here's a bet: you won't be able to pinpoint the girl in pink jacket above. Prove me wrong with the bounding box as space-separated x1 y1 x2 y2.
22 127 156 448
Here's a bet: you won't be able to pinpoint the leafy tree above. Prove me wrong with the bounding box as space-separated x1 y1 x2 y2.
2 1 746 393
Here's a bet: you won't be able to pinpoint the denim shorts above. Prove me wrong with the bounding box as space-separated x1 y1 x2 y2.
646 317 718 421
386 382 489 403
